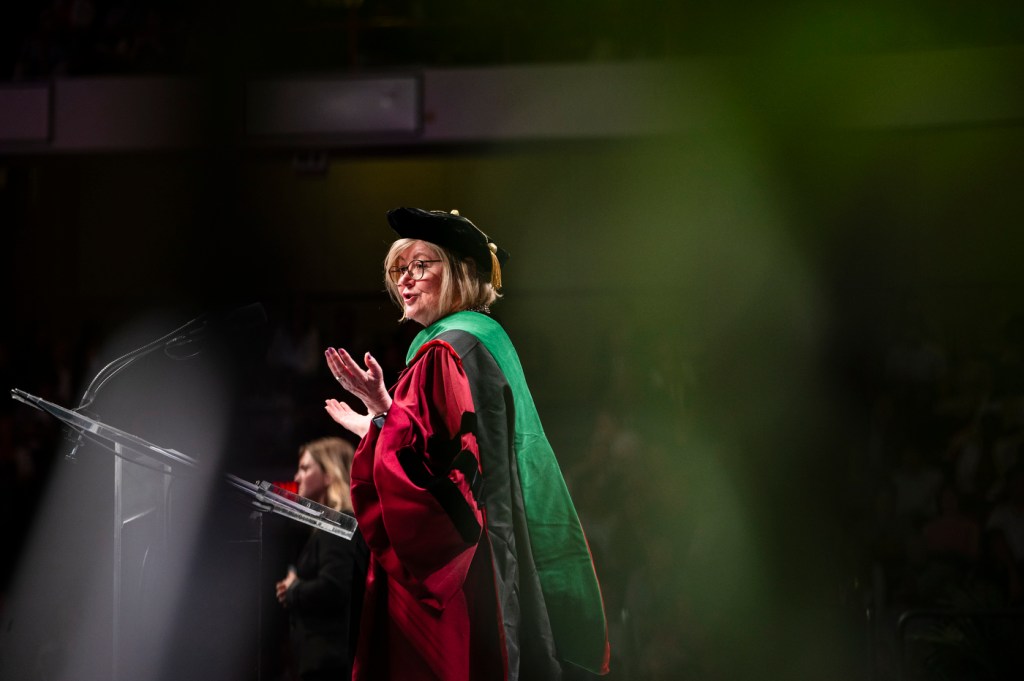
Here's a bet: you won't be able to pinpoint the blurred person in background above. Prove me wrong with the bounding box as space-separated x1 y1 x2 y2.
322 208 609 681
276 436 369 681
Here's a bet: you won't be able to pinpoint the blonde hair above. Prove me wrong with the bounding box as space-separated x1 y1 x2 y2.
300 436 355 512
383 238 501 322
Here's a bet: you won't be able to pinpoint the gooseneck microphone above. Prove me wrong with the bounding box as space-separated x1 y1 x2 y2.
66 302 266 461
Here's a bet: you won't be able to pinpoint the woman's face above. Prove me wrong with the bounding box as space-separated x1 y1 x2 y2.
395 242 444 326
294 450 329 503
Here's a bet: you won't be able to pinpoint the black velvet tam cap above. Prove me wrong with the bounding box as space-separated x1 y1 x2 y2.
386 207 510 277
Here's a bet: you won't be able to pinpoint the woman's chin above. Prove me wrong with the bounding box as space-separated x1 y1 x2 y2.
407 308 439 326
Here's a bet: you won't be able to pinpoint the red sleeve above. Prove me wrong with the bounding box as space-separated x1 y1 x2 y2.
350 340 483 611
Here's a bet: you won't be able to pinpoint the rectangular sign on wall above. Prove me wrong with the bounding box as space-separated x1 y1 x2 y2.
246 76 421 138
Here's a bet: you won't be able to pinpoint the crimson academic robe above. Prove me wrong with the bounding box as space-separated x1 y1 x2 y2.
350 311 608 681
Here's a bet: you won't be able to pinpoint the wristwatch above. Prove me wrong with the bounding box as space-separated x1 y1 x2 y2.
372 411 387 429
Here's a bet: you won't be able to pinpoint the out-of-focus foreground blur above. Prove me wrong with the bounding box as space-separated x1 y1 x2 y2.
2 1 1024 680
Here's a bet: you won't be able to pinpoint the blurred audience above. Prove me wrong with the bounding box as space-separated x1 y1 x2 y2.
10 0 182 79
859 312 1024 678
4 297 1024 680
985 464 1024 604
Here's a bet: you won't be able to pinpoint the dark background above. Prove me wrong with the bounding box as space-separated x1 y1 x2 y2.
2 2 1024 680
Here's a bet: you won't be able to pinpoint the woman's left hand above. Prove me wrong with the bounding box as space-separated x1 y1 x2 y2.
325 398 372 438
325 347 392 415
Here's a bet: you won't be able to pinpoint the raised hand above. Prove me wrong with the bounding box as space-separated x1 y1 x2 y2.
324 347 392 416
325 398 372 438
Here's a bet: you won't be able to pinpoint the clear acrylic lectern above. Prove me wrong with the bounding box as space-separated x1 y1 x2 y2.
11 387 357 681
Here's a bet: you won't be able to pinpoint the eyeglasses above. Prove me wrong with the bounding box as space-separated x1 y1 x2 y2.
388 259 442 283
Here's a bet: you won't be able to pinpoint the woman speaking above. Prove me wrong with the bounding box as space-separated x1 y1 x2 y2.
324 207 609 681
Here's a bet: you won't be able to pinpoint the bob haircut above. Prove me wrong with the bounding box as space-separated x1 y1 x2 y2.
384 238 501 322
301 436 355 512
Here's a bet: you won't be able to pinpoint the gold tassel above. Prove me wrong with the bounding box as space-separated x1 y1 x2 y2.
488 242 502 290
453 210 501 290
